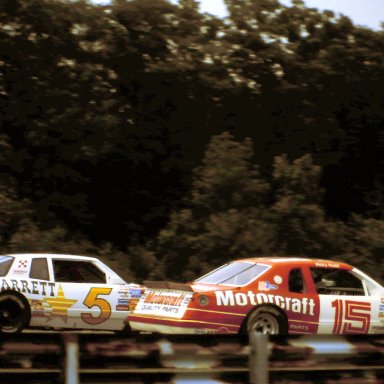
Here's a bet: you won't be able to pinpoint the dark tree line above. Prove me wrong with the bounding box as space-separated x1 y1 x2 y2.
0 0 383 282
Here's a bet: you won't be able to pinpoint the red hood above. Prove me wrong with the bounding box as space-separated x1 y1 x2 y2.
144 280 235 293
190 282 236 293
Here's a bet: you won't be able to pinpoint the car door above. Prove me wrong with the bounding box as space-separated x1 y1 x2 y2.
46 258 128 330
310 267 380 334
286 267 319 334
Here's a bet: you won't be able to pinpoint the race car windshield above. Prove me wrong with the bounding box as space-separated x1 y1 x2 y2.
194 262 269 286
0 256 14 277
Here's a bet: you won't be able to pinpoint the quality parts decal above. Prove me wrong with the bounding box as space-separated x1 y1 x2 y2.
134 290 193 319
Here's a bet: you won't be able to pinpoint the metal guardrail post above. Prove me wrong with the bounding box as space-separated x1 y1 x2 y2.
63 333 79 384
249 332 269 384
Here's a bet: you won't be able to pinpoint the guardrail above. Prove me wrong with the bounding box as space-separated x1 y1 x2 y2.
0 332 383 383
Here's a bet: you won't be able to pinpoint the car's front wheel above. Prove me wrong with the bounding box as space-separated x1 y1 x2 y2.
0 293 30 333
246 306 286 335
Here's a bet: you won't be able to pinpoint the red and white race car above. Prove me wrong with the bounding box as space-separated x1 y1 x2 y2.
128 257 384 335
0 253 143 333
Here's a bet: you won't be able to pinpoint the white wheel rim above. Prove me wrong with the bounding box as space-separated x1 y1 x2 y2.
250 312 279 334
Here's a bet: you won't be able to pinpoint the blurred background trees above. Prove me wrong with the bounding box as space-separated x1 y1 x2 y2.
0 0 383 282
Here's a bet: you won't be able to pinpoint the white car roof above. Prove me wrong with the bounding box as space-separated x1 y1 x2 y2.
7 253 100 262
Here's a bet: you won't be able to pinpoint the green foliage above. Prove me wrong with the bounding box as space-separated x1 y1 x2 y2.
0 186 28 247
270 154 327 255
143 134 316 279
339 215 384 283
191 132 269 211
152 133 274 279
138 133 382 282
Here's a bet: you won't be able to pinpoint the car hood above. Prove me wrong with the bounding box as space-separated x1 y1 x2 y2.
190 282 237 293
144 280 236 293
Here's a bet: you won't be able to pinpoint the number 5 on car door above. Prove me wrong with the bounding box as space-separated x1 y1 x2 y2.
82 287 112 325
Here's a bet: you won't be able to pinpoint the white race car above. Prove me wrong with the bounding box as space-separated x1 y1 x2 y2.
0 253 143 333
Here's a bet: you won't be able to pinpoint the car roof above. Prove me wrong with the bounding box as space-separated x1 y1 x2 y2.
236 256 353 270
6 253 99 262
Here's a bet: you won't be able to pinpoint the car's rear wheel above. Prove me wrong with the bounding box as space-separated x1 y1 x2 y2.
246 306 286 335
0 293 29 333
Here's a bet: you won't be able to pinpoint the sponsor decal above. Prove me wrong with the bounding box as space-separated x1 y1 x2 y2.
381 298 384 304
30 300 52 317
194 328 220 335
215 290 316 316
289 323 310 332
134 290 193 319
18 260 28 268
144 291 191 307
273 275 283 285
13 260 29 274
258 281 278 291
129 288 143 299
380 305 384 311
129 300 138 310
379 312 384 318
119 288 143 299
116 288 141 311
117 305 130 311
315 262 340 268
1 278 55 296
118 289 131 298
129 298 140 312
117 298 131 310
42 285 77 319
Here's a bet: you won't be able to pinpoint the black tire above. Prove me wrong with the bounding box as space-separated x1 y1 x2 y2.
246 306 286 335
0 293 29 333
114 324 140 335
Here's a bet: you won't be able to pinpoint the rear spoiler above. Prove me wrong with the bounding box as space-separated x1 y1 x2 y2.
143 280 194 292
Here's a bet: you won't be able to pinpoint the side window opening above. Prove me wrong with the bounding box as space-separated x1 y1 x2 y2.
311 268 365 296
53 260 106 284
30 258 49 281
0 256 14 277
289 268 305 293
